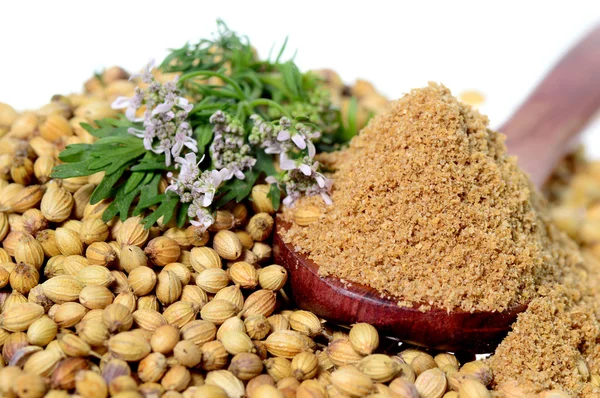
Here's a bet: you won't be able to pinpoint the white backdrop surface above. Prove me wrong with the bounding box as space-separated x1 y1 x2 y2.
1 1 599 156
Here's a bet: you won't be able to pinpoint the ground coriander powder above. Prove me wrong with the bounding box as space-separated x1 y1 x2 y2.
284 83 600 395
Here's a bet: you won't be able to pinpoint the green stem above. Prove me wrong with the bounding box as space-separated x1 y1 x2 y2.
178 70 246 100
247 98 292 119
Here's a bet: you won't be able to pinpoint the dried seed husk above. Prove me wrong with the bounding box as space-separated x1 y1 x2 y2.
414 368 447 398
227 352 263 381
14 233 44 269
136 294 159 311
108 375 138 396
220 330 254 355
138 382 165 398
10 185 45 214
180 320 217 347
265 330 315 359
110 270 130 295
457 379 490 398
9 262 40 295
41 187 73 222
412 353 438 376
2 331 28 363
163 301 199 328
26 315 57 347
331 365 373 397
190 247 221 272
79 285 114 309
33 155 54 184
51 357 90 390
201 340 229 371
349 327 382 357
246 374 276 398
217 316 246 341
72 184 95 219
389 378 419 398
156 270 183 305
83 199 111 221
116 216 148 248
213 230 243 260
76 318 110 347
75 370 109 398
208 210 236 232
36 229 61 258
200 299 238 325
267 314 290 332
119 244 147 273
297 379 327 398
43 256 65 279
161 365 191 392
265 357 293 383
80 218 109 245
251 184 276 214
277 376 300 397
55 227 83 256
185 225 209 247
0 267 9 289
291 352 319 381
246 213 274 242
229 261 258 289
163 262 191 285
101 358 131 383
138 352 168 383
460 361 493 387
151 324 181 354
145 236 181 266
357 354 400 383
61 219 82 234
435 353 460 369
108 331 151 362
163 227 192 249
252 243 272 264
53 302 87 328
103 303 133 333
21 208 48 236
127 266 157 296
40 113 72 141
1 302 44 332
3 231 24 256
293 205 321 226
32 293 55 317
196 268 229 294
289 310 322 337
77 265 114 287
214 285 244 311
3 290 28 311
205 370 245 398
0 214 8 242
173 339 202 367
61 176 89 193
15 371 47 398
241 289 277 319
57 332 95 357
235 230 254 250
326 338 363 366
63 254 88 276
245 314 271 340
23 349 62 377
258 265 288 291
86 242 116 267
133 309 168 332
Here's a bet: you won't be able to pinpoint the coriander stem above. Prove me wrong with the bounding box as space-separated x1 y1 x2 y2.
247 99 292 119
178 70 246 100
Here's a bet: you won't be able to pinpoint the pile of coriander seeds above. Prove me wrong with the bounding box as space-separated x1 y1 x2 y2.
0 68 540 398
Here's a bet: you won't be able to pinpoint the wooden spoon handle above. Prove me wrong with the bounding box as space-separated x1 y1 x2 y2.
501 24 600 187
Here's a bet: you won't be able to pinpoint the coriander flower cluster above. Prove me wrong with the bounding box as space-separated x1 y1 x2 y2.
166 153 232 230
112 60 197 166
250 115 332 206
209 111 256 180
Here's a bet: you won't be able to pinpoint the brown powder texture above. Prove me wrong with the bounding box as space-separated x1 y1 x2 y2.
283 83 581 312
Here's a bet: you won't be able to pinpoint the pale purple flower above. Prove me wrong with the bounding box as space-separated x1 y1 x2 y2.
188 205 214 230
130 59 155 83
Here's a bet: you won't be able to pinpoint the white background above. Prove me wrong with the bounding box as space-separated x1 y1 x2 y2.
1 1 599 156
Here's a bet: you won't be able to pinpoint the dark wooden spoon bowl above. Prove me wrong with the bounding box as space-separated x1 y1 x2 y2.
274 218 527 353
273 25 600 354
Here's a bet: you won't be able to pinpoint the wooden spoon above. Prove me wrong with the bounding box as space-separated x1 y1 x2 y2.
273 24 600 353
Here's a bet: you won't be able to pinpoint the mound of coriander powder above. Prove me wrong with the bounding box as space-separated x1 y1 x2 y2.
283 82 581 313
